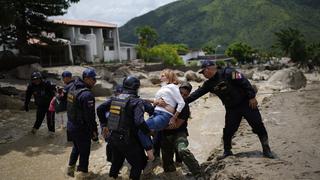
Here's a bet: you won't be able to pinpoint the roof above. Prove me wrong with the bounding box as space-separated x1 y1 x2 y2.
53 19 117 28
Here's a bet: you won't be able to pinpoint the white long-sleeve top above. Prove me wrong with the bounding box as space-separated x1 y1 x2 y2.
154 83 185 115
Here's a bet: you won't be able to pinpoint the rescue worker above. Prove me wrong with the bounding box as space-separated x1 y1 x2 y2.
186 60 274 159
66 68 98 178
98 76 153 180
24 71 56 134
161 82 204 179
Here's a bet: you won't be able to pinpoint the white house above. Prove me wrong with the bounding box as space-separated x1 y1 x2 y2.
53 19 136 64
180 50 205 64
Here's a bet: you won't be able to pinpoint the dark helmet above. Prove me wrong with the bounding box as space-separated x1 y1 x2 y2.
123 76 140 90
31 71 42 80
180 81 192 92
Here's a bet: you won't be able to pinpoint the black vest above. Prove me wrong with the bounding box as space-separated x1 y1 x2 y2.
108 95 135 134
67 85 89 124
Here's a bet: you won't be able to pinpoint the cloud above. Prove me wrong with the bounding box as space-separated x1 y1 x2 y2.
55 0 177 26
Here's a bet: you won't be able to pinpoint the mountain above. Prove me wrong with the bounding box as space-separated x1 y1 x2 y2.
119 0 320 50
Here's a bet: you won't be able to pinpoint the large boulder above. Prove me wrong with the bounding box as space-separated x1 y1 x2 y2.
113 66 131 77
148 71 162 85
267 67 307 90
91 80 113 97
184 70 203 82
13 63 43 80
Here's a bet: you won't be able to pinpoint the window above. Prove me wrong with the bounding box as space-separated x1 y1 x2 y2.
80 27 91 34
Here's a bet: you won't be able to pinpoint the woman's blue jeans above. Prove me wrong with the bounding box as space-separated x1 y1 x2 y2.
138 110 172 149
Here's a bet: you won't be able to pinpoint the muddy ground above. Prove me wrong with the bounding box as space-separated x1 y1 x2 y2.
0 78 320 180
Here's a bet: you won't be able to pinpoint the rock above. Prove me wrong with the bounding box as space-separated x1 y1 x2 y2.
0 95 24 109
140 79 154 87
91 80 113 97
252 70 274 81
113 66 131 77
13 63 43 80
174 70 184 77
240 69 255 79
96 69 113 82
132 71 149 79
184 70 202 82
148 71 162 85
267 67 307 90
0 86 22 96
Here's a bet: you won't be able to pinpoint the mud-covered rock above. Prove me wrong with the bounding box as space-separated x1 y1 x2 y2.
267 67 307 90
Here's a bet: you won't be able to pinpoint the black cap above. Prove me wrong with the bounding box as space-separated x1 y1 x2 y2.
199 60 215 73
180 81 192 92
31 71 42 80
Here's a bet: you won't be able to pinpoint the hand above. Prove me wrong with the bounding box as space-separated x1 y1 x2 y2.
154 98 167 107
249 98 258 109
92 131 99 142
167 117 177 129
102 127 109 139
24 105 29 112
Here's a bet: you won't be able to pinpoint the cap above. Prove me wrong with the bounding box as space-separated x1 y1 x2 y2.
199 60 215 73
180 81 192 92
61 71 72 78
82 68 97 79
31 71 42 80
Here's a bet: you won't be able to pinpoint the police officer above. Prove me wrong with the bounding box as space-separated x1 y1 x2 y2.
66 68 98 178
24 71 56 134
97 76 153 180
161 82 204 179
55 71 75 114
186 60 274 159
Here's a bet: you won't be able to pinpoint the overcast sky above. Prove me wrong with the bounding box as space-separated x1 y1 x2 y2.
57 0 178 26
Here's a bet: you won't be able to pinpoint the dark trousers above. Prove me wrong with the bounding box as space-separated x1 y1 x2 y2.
68 131 91 172
161 132 201 175
223 101 268 151
34 107 55 132
109 135 147 180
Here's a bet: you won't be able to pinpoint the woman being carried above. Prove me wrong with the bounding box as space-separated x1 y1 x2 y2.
139 69 185 161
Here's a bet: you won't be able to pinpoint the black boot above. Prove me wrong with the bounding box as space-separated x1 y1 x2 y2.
259 136 274 159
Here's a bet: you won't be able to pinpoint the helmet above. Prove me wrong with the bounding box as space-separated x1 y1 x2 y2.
123 76 140 90
82 68 97 79
31 71 42 80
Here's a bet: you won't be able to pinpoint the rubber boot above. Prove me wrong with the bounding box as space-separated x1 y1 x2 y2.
259 136 274 159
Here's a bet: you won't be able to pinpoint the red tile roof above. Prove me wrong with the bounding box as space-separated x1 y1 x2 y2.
53 19 117 28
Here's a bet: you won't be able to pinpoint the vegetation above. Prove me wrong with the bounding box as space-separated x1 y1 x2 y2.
273 27 307 63
225 42 255 64
120 0 320 50
0 0 79 54
135 26 184 66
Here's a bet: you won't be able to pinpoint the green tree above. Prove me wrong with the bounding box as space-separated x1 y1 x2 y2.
0 0 79 54
225 42 254 64
149 44 184 66
202 44 216 55
307 43 320 65
273 27 307 64
135 26 158 48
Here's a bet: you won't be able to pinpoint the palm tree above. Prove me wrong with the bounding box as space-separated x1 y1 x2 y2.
274 27 307 63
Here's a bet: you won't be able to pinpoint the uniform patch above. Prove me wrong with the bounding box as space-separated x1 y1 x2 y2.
88 100 94 107
232 72 242 79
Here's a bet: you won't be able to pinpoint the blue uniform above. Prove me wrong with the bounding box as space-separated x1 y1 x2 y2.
186 67 268 152
97 92 153 180
67 79 97 173
25 80 56 131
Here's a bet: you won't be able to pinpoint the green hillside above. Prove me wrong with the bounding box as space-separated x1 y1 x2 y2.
119 0 320 50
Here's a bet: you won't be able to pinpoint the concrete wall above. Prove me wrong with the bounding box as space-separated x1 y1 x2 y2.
120 47 137 61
